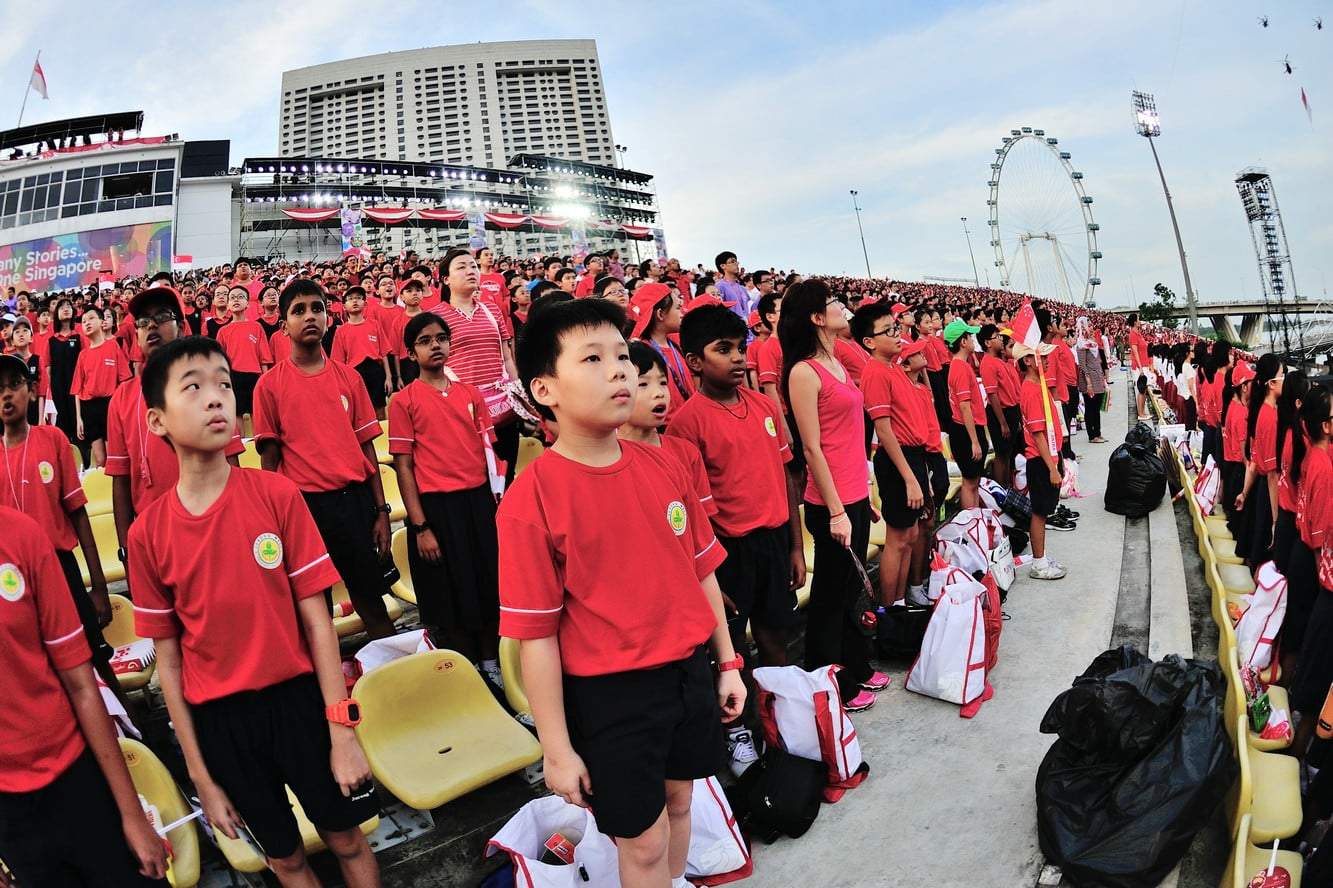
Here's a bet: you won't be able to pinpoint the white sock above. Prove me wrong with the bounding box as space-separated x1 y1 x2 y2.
892 598 907 607
1033 556 1048 569
672 878 691 888
909 583 924 594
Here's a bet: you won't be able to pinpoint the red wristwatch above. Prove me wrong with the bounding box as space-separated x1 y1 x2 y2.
326 699 362 728
717 653 745 673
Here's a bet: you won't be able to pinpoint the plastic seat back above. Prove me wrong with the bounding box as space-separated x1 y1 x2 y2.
119 738 201 888
353 649 542 810
1230 714 1251 833
331 582 403 638
515 436 543 477
498 636 530 717
82 468 113 516
378 464 406 522
238 441 261 469
389 528 416 604
375 421 391 465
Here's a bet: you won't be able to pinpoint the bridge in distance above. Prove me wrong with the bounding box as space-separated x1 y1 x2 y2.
1106 299 1329 347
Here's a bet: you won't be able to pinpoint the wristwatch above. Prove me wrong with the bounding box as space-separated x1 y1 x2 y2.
717 653 745 673
117 547 128 564
408 521 430 534
372 503 391 516
326 699 362 728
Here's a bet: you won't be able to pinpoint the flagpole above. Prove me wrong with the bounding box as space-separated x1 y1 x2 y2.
16 51 39 129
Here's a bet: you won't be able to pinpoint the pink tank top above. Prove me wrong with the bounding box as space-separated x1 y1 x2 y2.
801 358 869 507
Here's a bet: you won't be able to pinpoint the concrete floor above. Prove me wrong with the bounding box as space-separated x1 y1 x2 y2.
745 388 1135 888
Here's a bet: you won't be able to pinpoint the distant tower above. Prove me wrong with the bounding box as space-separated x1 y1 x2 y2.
1234 167 1303 355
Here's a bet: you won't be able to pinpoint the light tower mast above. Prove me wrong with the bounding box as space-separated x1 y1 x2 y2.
1235 167 1303 355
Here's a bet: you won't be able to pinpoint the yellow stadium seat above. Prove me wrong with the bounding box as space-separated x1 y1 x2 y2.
74 512 126 585
1206 514 1234 541
1218 563 1256 599
1230 715 1302 844
353 649 542 810
213 830 266 874
1213 537 1244 565
388 528 416 604
498 636 530 719
331 582 403 638
104 594 154 692
70 442 85 472
375 420 391 465
515 435 543 477
794 570 814 610
939 434 953 462
868 515 886 549
1220 814 1303 888
378 464 407 523
289 785 379 854
238 440 262 469
945 478 962 504
1224 648 1291 753
82 468 113 517
118 738 200 888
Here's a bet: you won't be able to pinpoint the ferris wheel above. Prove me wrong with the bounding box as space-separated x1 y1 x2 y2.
987 127 1102 306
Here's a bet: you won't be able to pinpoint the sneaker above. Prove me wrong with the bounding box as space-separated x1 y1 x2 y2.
1029 561 1068 580
482 661 505 691
1055 504 1080 520
1047 513 1077 532
860 671 891 691
845 690 877 712
726 729 760 778
906 584 931 606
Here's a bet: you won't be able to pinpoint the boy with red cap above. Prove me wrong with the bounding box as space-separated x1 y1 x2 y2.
71 306 131 468
1016 340 1068 580
629 282 692 425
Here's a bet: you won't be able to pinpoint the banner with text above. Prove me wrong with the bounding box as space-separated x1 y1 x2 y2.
0 221 172 291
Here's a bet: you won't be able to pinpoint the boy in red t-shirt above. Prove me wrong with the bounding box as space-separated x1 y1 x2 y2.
0 506 167 886
393 278 427 387
71 307 131 468
942 319 987 509
389 312 502 683
500 299 743 888
979 324 1022 488
129 337 381 885
216 286 273 420
1015 341 1068 581
331 286 392 418
252 280 397 640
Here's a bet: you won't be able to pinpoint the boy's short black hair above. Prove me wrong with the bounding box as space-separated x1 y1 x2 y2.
977 323 999 347
556 267 576 282
756 290 781 323
850 301 895 349
517 298 626 421
628 340 667 377
714 251 737 271
279 279 325 318
679 304 746 357
403 312 450 353
141 336 231 411
530 279 561 300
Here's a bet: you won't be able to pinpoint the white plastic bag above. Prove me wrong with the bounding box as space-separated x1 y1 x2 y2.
905 571 987 705
753 664 869 802
486 795 621 887
1059 458 1080 499
1235 561 1287 671
1193 455 1220 516
685 777 752 885
936 508 1012 593
354 628 436 675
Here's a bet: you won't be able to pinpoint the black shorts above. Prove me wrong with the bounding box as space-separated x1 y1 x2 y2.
80 395 111 442
231 370 259 416
1027 455 1062 518
1294 590 1333 713
987 405 1022 457
303 481 391 627
1136 373 1149 395
0 749 169 887
354 358 388 410
947 422 989 480
715 525 798 644
56 548 113 667
563 649 724 838
408 485 499 632
191 674 379 859
873 446 928 529
924 450 949 511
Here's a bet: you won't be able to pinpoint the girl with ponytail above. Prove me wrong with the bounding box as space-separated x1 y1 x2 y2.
1236 353 1283 565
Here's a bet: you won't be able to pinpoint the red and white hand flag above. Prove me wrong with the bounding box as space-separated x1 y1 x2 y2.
29 58 48 100
1013 300 1059 458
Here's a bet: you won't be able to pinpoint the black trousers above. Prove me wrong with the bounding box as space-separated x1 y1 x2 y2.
802 499 873 702
1082 391 1104 439
302 481 391 627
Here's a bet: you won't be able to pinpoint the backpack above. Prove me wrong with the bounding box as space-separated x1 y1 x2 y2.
875 602 933 660
734 747 827 843
753 665 869 802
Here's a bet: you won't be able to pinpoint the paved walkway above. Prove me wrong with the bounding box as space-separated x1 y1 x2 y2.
747 387 1133 888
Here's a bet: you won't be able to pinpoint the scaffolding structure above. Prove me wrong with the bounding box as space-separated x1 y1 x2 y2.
1235 167 1304 355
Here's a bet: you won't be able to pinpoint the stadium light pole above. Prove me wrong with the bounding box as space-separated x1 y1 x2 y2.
1132 90 1198 335
850 190 872 278
961 216 980 287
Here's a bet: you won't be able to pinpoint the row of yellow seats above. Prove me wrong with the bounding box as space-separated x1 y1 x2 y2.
1171 441 1305 887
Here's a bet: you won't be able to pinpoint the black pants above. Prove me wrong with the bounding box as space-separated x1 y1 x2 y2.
494 419 519 486
302 481 391 629
802 499 873 702
1082 391 1104 439
1059 392 1077 459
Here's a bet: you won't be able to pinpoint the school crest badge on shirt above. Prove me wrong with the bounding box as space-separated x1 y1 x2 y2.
252 533 283 570
37 461 54 484
0 563 25 602
763 416 778 437
666 500 687 536
340 395 350 412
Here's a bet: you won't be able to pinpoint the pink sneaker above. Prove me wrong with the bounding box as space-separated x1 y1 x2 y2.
845 690 877 712
860 671 891 692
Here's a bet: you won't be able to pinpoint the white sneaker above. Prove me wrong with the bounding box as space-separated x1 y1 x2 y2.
1029 562 1068 580
727 728 760 778
482 661 505 691
906 584 931 606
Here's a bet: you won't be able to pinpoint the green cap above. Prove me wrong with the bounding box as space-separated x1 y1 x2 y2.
942 318 981 346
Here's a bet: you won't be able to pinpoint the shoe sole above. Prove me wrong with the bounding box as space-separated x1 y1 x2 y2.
1029 572 1067 580
860 680 891 691
1048 524 1076 532
845 701 875 712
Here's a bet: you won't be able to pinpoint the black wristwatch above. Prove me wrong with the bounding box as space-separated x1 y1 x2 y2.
372 503 391 516
117 547 128 563
408 521 430 534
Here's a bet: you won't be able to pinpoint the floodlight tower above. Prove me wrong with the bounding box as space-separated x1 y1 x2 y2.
1131 91 1199 335
1235 167 1303 356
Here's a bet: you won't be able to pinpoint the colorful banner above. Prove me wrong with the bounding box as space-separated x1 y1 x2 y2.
0 221 171 291
468 211 487 250
339 206 366 256
652 227 668 261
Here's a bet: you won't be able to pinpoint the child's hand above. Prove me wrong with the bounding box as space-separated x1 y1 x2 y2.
788 549 806 592
544 750 593 808
121 810 168 880
197 780 242 840
76 418 84 440
372 513 391 558
415 528 442 563
905 477 924 510
1049 466 1062 487
716 670 746 721
330 729 372 797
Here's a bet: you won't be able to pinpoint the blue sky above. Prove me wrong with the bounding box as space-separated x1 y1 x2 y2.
2 0 1329 309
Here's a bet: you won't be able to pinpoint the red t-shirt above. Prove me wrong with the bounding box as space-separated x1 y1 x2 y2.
1223 399 1248 463
658 434 718 519
331 318 387 368
388 379 492 493
1129 330 1149 369
1052 341 1077 393
947 358 984 426
666 388 790 536
477 273 513 338
129 469 341 704
375 306 409 359
1297 446 1333 550
912 374 942 453
0 507 92 792
1252 402 1278 475
216 319 273 374
862 358 928 448
69 338 130 399
105 378 244 515
431 301 507 392
252 359 380 493
497 441 725 676
800 360 867 507
745 334 768 376
980 353 1021 409
922 335 949 373
756 337 784 388
573 275 596 299
833 338 869 387
269 330 293 363
1020 377 1063 460
1 425 87 551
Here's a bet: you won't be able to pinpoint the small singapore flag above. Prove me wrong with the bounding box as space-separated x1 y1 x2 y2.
29 58 48 99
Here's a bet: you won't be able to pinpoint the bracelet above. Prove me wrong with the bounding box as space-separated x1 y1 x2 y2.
829 511 847 520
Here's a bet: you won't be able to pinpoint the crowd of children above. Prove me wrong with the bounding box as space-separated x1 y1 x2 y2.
0 249 1253 888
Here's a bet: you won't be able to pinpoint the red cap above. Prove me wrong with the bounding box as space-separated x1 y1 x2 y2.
891 301 910 316
684 292 736 315
860 294 883 306
898 337 928 363
1231 361 1256 385
747 309 762 329
127 286 187 322
629 282 672 339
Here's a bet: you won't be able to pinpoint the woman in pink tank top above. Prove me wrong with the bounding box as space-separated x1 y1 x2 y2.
780 280 881 709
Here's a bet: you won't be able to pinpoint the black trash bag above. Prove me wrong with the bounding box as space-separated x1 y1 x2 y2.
1104 441 1165 517
1124 422 1157 450
1035 649 1237 888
